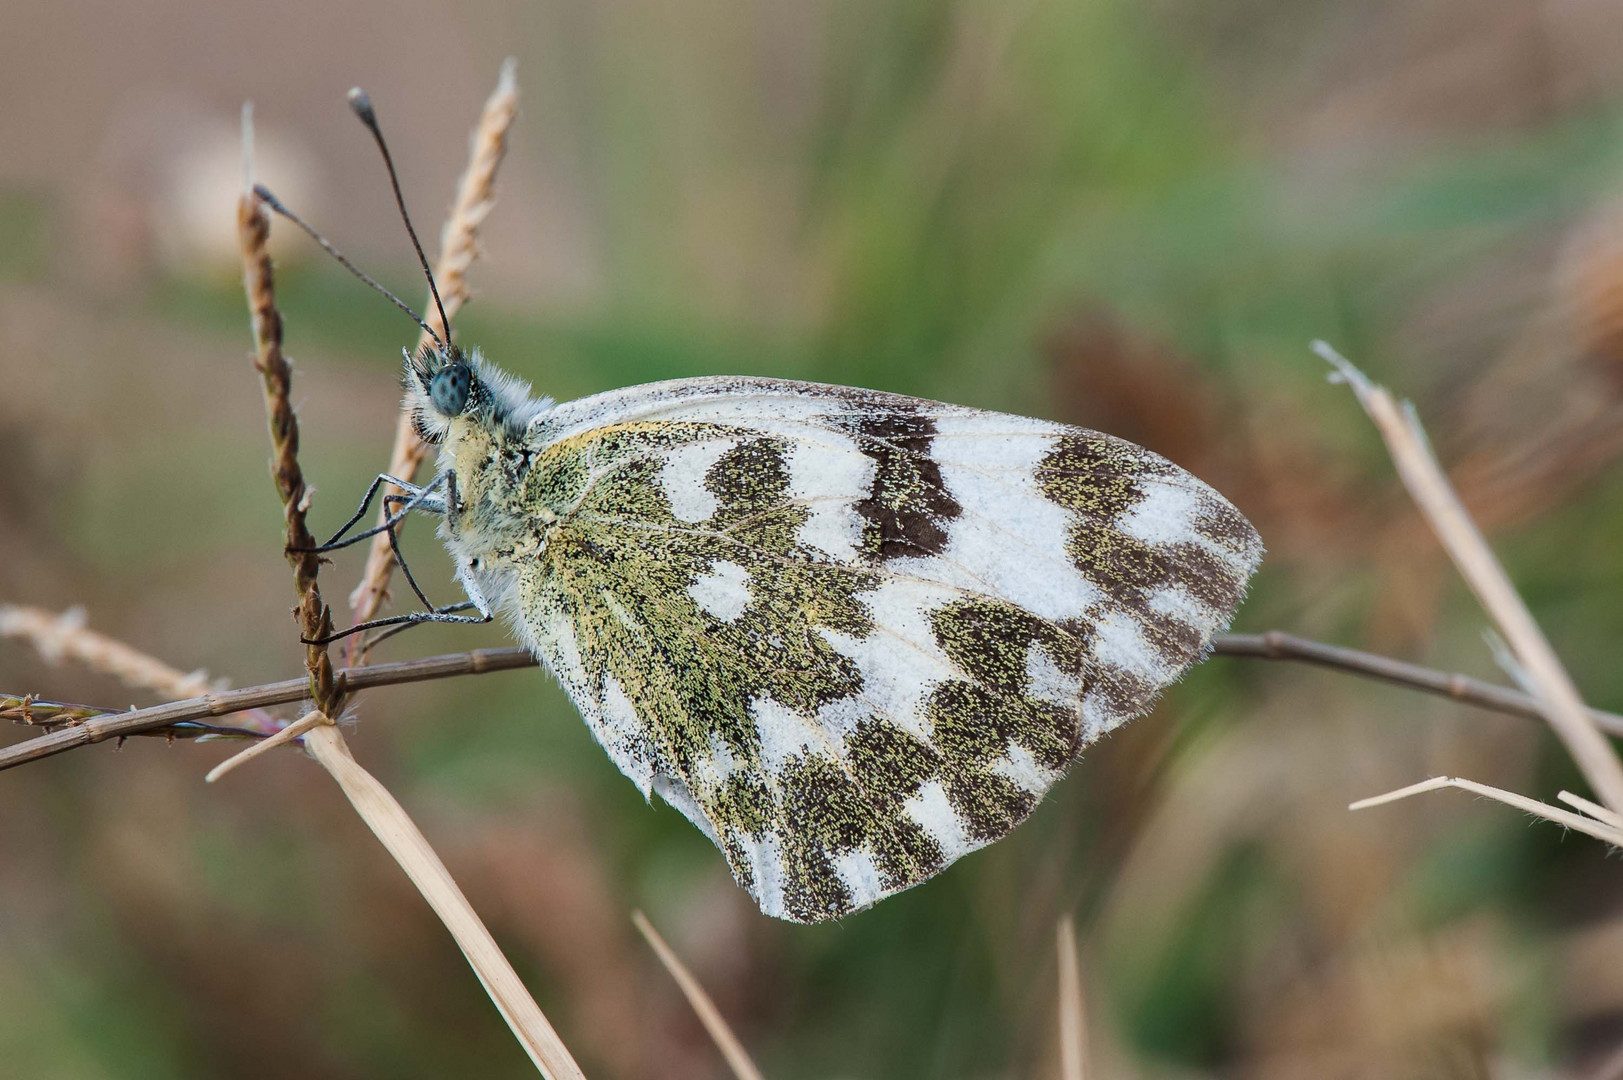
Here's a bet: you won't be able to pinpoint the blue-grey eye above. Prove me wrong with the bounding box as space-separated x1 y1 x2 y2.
429 362 472 416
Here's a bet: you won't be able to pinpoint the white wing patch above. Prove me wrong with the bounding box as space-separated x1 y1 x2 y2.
785 435 874 562
752 696 833 772
659 437 738 522
990 743 1053 796
1025 640 1083 707
906 780 975 863
816 578 962 743
598 672 657 796
899 455 1102 623
690 561 753 621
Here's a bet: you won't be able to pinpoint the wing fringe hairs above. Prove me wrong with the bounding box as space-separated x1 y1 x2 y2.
409 362 1263 922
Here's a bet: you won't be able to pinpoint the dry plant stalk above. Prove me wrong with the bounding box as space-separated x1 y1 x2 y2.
304 724 585 1080
1 603 216 700
204 709 325 783
1315 341 1623 821
236 83 584 1080
1559 790 1623 830
346 58 520 668
1213 631 1623 735
12 631 1623 773
239 175 339 713
632 910 765 1080
1056 916 1087 1080
0 646 539 772
1349 777 1623 845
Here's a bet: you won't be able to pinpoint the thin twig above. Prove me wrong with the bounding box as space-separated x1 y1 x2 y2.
2 695 113 727
8 633 1623 773
1 604 217 699
1212 632 1623 735
1316 341 1623 816
0 604 283 737
304 724 585 1080
1 694 264 741
1056 915 1086 1080
632 910 764 1080
1348 776 1623 846
346 59 520 668
0 647 537 772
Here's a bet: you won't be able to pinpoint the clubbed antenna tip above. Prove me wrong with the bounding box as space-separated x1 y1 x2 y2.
347 87 377 127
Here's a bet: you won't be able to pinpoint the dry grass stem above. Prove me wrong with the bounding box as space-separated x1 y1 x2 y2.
1558 790 1623 831
632 909 765 1080
1211 631 1623 734
12 632 1623 772
1 603 216 699
304 724 586 1080
1315 341 1623 816
204 710 326 783
346 58 520 666
239 180 338 713
1348 776 1623 846
0 646 537 772
1056 915 1087 1080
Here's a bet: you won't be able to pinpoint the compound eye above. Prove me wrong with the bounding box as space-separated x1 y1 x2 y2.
429 362 472 416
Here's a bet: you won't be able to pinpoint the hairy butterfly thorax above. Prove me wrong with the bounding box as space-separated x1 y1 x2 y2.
404 344 555 619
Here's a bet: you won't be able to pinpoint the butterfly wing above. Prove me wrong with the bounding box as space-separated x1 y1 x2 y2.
508 378 1261 922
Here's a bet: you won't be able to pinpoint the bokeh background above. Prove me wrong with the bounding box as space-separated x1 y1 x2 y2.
6 1 1623 1077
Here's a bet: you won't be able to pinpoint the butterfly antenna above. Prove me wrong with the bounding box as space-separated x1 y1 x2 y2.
252 183 444 349
347 88 453 351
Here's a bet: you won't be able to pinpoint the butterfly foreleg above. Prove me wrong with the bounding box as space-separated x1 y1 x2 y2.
291 472 449 554
298 602 493 646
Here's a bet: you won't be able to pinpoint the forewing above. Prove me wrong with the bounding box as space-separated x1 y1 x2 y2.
514 378 1261 922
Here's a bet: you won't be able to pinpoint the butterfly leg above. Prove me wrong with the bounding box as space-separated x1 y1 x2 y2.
378 491 439 611
290 472 449 554
358 600 483 650
299 604 492 646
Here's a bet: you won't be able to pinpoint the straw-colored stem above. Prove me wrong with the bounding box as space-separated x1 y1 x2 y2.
1056 915 1086 1080
1316 341 1623 816
1557 790 1623 831
632 910 764 1080
345 59 519 668
1348 775 1623 846
304 723 585 1080
205 710 326 783
0 646 539 772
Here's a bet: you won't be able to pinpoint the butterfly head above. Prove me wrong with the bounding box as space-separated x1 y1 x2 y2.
404 343 553 447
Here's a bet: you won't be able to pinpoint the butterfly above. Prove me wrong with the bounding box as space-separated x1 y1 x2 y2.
274 89 1263 924
319 345 1262 923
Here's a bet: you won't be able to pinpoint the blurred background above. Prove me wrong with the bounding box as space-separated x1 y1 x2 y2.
5 0 1623 1076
